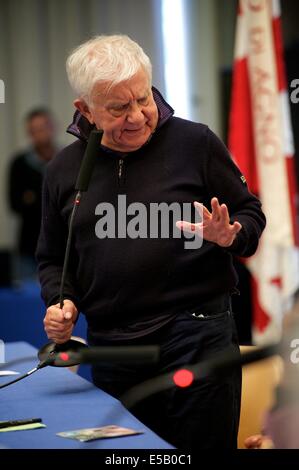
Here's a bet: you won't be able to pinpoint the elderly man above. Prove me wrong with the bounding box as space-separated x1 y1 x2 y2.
36 35 266 449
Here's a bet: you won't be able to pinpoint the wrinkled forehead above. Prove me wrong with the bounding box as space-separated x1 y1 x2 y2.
91 69 151 103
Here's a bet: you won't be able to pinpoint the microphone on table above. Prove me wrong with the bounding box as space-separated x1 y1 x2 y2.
0 345 160 390
53 345 160 366
121 343 280 409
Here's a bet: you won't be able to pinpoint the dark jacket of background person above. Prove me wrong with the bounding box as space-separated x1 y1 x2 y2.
8 109 57 259
8 151 45 256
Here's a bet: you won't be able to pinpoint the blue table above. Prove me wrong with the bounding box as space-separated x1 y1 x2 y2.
0 342 173 449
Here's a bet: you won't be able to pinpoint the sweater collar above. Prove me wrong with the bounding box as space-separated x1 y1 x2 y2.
66 86 174 142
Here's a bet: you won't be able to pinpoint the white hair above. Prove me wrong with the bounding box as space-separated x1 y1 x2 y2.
66 35 152 100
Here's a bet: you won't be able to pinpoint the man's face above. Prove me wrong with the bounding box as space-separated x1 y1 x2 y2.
75 68 159 152
26 114 55 149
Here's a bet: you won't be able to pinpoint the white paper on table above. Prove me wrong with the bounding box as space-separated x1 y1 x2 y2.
0 370 20 376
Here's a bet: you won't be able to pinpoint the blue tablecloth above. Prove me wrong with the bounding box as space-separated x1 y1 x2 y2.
0 342 173 449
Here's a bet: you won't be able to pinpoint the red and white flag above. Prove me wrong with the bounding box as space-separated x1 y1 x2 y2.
229 0 299 344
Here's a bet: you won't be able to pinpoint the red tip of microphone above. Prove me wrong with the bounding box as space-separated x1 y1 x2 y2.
75 199 80 205
173 369 194 388
59 352 70 362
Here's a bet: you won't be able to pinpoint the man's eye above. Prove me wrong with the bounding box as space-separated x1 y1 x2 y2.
113 104 127 111
109 105 128 117
138 97 149 105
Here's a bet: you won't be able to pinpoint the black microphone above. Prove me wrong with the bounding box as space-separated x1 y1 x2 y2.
75 129 102 191
39 129 103 366
58 129 103 310
54 345 160 367
0 353 57 390
121 343 279 409
0 130 103 388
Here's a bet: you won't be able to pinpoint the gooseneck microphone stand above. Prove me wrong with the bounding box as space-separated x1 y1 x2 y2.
0 130 103 388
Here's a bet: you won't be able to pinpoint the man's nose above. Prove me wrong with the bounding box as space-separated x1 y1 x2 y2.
126 102 144 124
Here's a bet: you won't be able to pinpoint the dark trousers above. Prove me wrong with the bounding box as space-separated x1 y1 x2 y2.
89 298 242 449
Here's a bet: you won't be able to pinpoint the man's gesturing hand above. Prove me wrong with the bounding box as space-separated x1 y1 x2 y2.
43 299 78 344
176 197 242 247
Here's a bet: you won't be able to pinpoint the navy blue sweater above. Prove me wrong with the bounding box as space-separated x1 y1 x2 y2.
36 112 266 339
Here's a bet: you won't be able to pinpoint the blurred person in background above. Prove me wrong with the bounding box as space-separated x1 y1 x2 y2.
8 108 58 281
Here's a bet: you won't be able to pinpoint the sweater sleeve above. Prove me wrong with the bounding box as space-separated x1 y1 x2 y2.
35 167 80 309
203 127 266 257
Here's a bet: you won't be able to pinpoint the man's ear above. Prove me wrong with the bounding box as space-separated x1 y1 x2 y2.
74 99 94 124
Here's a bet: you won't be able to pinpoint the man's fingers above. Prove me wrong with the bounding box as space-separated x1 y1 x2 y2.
63 311 73 320
244 435 262 449
228 221 242 238
45 308 73 323
46 324 73 338
46 307 65 322
193 201 204 217
212 199 230 225
48 304 75 322
244 434 274 449
47 334 71 345
233 221 242 233
176 221 198 234
219 204 230 224
46 329 71 339
202 206 211 219
46 320 72 331
211 197 222 222
62 300 78 322
43 299 77 345
193 201 203 210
